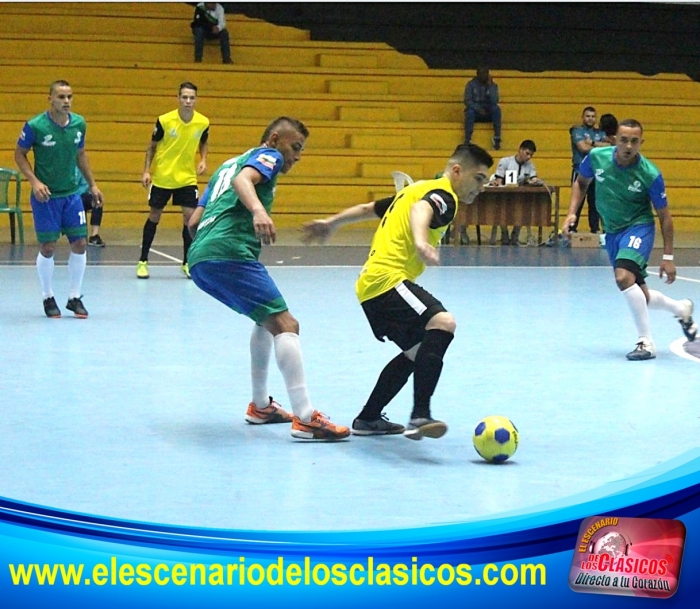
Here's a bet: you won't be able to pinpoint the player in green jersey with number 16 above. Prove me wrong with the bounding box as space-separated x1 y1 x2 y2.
563 119 696 361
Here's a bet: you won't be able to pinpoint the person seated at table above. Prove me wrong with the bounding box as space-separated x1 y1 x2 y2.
488 139 542 245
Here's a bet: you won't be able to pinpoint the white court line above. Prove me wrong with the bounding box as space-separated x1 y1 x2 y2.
670 337 700 363
149 248 181 263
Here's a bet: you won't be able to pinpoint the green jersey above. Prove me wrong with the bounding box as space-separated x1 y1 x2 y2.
18 111 87 197
580 147 667 234
187 146 283 266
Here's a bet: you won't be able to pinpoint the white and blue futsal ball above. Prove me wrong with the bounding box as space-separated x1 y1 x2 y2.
473 415 519 463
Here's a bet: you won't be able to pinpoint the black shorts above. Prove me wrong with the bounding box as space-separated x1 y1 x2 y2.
361 280 446 351
80 192 94 211
148 185 198 209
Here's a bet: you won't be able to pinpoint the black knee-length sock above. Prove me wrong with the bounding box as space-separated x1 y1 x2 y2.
356 353 415 421
412 329 454 420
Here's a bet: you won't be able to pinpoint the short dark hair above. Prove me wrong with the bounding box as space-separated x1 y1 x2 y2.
519 139 536 153
260 116 310 144
618 118 643 134
599 114 618 137
49 80 70 94
449 142 493 169
583 106 596 114
179 82 198 95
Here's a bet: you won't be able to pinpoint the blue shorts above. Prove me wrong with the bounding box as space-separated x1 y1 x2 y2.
190 260 288 323
31 193 87 243
605 223 655 279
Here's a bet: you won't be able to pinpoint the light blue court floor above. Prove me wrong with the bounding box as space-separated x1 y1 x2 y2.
1 244 699 531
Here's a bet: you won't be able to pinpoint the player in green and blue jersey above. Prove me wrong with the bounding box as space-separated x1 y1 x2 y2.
563 119 696 360
188 117 349 441
15 80 103 319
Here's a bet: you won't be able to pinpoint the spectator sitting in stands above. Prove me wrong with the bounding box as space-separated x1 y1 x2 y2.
464 68 502 150
488 139 542 246
191 2 233 64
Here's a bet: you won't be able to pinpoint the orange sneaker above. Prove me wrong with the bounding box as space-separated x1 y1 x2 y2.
291 410 350 441
245 397 293 424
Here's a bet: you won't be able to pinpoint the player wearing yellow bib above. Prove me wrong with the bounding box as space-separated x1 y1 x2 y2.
138 82 209 279
302 143 493 440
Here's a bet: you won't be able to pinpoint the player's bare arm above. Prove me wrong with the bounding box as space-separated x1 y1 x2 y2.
77 149 103 207
142 140 158 188
14 145 50 202
410 199 439 266
300 201 377 244
562 175 592 236
656 206 676 284
233 166 276 244
197 140 208 176
187 206 205 238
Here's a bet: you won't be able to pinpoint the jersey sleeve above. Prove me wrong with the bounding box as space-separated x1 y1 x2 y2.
16 122 35 149
494 157 509 179
424 189 457 228
77 119 86 150
199 126 210 145
649 174 668 210
198 183 211 208
243 148 284 182
578 153 594 179
374 196 394 218
151 119 164 142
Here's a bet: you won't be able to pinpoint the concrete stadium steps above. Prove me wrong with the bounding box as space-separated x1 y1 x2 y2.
5 118 700 157
496 73 700 101
0 14 309 42
4 2 195 18
0 3 309 41
5 88 700 128
0 35 425 70
2 137 697 186
1 92 452 123
65 179 396 211
4 62 696 102
0 64 414 97
1 2 699 232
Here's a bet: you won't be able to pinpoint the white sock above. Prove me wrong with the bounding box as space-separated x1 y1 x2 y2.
621 284 652 342
36 253 54 299
647 289 684 317
68 252 86 299
273 332 314 421
250 324 274 409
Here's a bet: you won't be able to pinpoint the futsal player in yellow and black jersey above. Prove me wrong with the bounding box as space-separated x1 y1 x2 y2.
302 143 493 440
137 82 209 279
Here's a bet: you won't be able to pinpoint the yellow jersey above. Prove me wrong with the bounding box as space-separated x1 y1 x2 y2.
151 109 210 189
356 175 458 303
